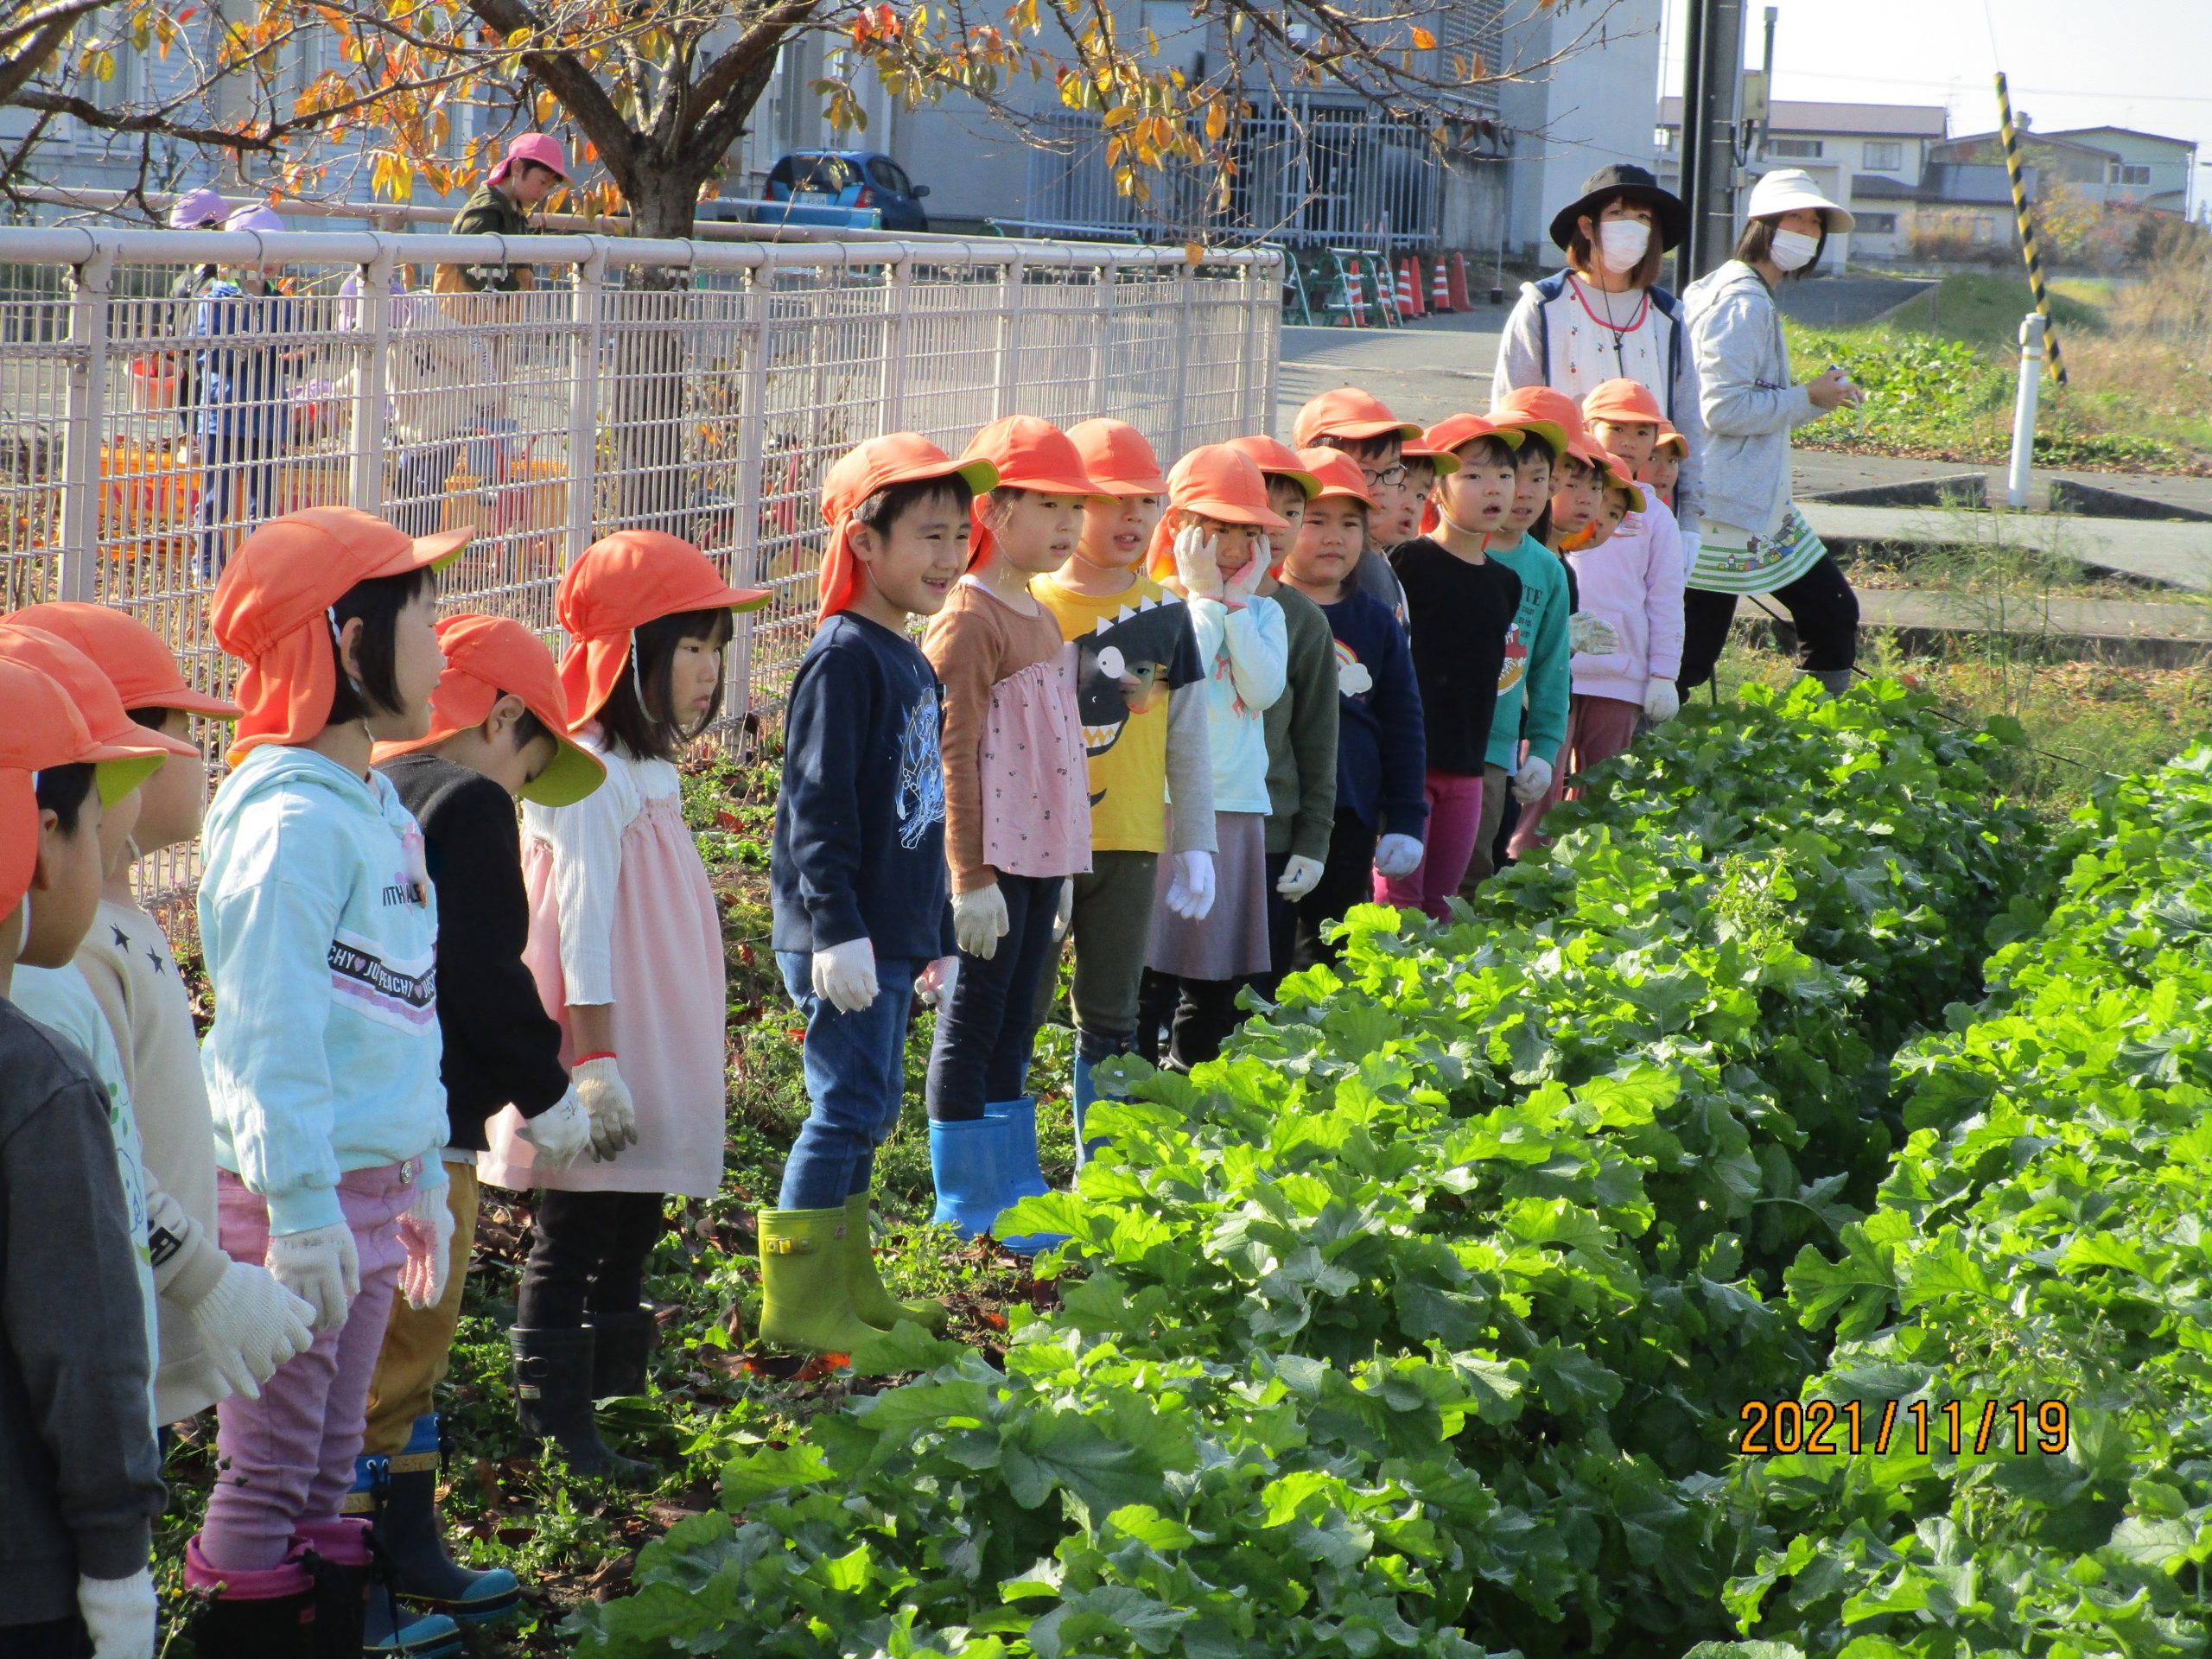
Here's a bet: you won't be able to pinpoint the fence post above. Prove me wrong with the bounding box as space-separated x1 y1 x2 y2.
565 241 607 569
2007 311 2045 512
1089 260 1115 413
728 267 772 724
993 251 1027 421
1262 254 1281 440
1167 259 1195 449
346 238 395 512
1238 258 1266 435
55 238 115 603
882 256 913 429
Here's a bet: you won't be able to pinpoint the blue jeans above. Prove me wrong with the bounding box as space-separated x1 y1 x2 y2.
925 874 1065 1122
775 950 920 1211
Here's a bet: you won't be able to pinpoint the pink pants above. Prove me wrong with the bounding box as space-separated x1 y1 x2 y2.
197 1161 417 1570
1373 769 1484 922
1509 693 1641 855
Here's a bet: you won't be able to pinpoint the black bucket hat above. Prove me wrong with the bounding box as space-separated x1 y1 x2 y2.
1549 163 1690 253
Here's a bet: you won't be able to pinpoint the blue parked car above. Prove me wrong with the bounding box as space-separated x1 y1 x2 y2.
766 150 931 232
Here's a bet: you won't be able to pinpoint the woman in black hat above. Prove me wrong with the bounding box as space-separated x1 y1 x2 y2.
1489 162 1705 528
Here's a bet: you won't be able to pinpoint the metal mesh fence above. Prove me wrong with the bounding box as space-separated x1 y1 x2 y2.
0 226 1279 904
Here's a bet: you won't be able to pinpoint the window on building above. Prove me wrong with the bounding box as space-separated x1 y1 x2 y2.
1768 137 1822 160
1655 126 1673 149
2109 162 2152 186
1862 141 1903 170
1854 213 1898 234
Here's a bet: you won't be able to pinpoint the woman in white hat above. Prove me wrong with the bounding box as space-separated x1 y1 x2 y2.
1677 168 1866 696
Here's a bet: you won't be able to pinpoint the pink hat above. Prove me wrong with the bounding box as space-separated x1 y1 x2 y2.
225 204 284 235
168 188 229 229
489 134 569 187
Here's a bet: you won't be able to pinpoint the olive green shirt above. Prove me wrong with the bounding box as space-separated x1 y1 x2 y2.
1262 582 1340 861
445 184 535 291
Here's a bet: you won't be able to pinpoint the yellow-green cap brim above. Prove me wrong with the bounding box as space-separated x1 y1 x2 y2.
94 753 164 806
518 734 607 808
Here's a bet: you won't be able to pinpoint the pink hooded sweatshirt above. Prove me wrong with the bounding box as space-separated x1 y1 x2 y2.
1566 484 1687 702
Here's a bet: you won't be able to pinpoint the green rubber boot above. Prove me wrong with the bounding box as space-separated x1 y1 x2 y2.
758 1207 883 1357
842 1193 949 1334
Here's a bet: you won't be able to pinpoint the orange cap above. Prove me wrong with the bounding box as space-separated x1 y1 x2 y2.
1563 436 1639 495
1069 419 1168 496
1396 435 1462 479
1581 377 1667 426
1144 444 1290 578
817 434 999 621
211 507 474 765
1226 435 1322 499
963 416 1101 566
0 621 194 780
1296 446 1380 508
1490 385 1582 461
0 658 114 922
1422 413 1525 467
1651 418 1688 458
557 531 772 724
11 601 243 721
1291 388 1424 448
372 613 607 807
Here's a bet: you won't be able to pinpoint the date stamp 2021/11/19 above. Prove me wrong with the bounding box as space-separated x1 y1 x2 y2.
1737 1398 2071 1458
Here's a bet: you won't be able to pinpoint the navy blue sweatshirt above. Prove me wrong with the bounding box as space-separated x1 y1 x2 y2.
1319 587 1428 838
772 613 957 963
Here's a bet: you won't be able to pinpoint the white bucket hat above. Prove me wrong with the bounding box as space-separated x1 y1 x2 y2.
1744 168 1854 232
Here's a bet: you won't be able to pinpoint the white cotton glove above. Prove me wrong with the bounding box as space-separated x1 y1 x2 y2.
915 954 960 1009
396 1178 454 1312
1511 755 1554 805
952 882 1010 959
1567 612 1619 655
1225 536 1269 603
574 1054 640 1161
184 1258 315 1401
1171 523 1224 600
77 1568 156 1659
811 937 879 1014
1275 854 1325 901
264 1220 359 1334
517 1086 593 1172
1164 849 1217 921
1643 678 1680 723
1373 833 1425 879
1052 877 1074 941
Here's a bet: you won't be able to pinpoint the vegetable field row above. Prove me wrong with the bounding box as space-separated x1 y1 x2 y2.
566 683 2203 1659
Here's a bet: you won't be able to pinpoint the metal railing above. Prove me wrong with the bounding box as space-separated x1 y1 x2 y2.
0 226 1282 737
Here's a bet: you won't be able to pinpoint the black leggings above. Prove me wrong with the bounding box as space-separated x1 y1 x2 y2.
1676 554 1860 691
1291 810 1378 972
517 1190 667 1330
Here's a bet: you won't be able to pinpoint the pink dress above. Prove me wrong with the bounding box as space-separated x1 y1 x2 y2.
479 737 727 1198
979 648 1090 879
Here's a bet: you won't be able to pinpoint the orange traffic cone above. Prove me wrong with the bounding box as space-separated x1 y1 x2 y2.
1431 257 1452 313
1346 259 1367 327
1446 251 1472 312
1398 261 1423 318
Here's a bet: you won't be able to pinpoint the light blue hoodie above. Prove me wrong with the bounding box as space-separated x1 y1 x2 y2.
198 744 448 1236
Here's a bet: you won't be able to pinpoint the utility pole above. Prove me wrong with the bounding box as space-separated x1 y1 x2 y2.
1675 0 1747 288
1758 7 1777 162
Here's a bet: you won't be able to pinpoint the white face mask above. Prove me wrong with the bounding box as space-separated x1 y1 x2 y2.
1769 227 1821 272
1596 219 1652 274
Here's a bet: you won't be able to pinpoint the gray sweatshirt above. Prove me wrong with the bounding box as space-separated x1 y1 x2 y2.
0 995 165 1625
1681 260 1823 537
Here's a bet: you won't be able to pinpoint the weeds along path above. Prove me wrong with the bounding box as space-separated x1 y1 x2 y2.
567 681 2051 1659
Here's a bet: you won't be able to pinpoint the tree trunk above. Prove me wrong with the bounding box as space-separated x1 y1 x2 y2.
607 156 711 535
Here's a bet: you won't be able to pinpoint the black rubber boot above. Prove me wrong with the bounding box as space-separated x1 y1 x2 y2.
298 1518 461 1658
511 1325 655 1487
185 1539 319 1658
351 1414 521 1625
587 1306 657 1399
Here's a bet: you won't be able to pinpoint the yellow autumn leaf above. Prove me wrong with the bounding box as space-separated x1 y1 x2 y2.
1205 99 1225 143
1411 24 1435 48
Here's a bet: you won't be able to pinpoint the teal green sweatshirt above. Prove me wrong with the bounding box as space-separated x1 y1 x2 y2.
1486 534 1572 775
197 745 448 1237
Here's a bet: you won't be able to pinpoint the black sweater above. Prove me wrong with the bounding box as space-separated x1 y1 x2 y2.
378 754 569 1150
772 613 956 963
1387 538 1525 776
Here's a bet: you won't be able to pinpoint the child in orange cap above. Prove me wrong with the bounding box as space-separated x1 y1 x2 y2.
0 657 169 1659
1388 434 1459 547
478 531 766 1445
187 505 473 1651
1226 436 1338 1001
1037 419 1214 1148
12 605 320 1446
918 417 1093 1246
1580 378 1688 729
766 435 989 1354
1276 448 1426 967
1370 416 1525 920
1643 422 1687 511
1136 445 1287 1069
350 613 606 1615
1292 387 1426 622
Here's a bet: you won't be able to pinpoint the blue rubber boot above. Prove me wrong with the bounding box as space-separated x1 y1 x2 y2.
1070 1055 1112 1167
983 1101 1066 1253
929 1116 1009 1240
348 1414 521 1627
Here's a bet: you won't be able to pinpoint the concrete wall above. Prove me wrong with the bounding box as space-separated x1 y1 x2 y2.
1497 0 1664 264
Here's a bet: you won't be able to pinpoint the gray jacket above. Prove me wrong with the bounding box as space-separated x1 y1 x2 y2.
1681 260 1822 536
0 999 164 1624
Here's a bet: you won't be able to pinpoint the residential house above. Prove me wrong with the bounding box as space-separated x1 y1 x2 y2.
1932 125 2196 218
1655 97 1951 270
1845 164 2031 262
